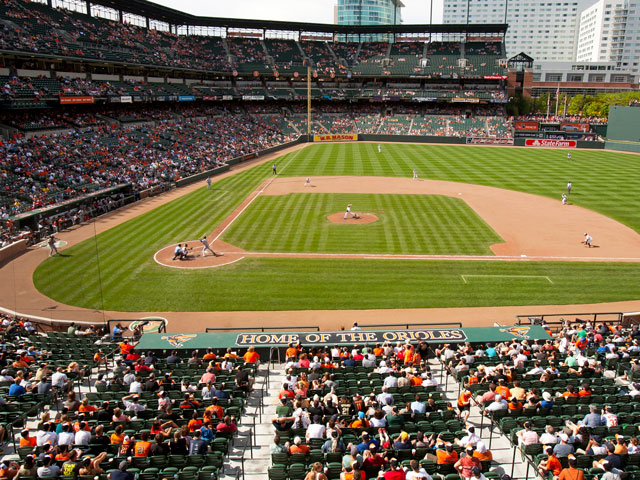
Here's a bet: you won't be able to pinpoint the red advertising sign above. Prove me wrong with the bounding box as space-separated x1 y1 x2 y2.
515 121 539 131
560 122 590 132
525 139 577 148
60 96 94 104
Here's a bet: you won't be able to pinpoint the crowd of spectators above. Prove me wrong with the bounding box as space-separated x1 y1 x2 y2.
0 316 262 480
0 106 296 216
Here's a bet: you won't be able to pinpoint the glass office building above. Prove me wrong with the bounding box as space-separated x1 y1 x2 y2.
336 0 403 41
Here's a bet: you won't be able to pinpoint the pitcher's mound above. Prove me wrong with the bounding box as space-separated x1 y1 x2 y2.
328 212 378 224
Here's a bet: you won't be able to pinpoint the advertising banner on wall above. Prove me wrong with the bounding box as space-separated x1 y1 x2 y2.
514 121 539 131
525 139 577 148
60 96 94 104
560 122 590 132
120 96 132 103
313 134 357 142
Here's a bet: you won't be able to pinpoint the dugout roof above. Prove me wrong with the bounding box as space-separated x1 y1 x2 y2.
136 325 550 351
94 0 507 36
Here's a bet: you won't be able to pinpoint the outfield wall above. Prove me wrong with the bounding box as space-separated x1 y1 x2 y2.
513 138 604 149
604 141 640 154
358 134 467 145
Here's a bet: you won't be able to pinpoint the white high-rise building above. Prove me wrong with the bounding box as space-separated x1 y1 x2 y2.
576 0 640 72
443 0 593 61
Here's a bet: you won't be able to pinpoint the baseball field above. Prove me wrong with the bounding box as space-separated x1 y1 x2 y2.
32 143 640 313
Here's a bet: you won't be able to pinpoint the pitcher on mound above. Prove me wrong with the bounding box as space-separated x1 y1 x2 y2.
344 204 360 219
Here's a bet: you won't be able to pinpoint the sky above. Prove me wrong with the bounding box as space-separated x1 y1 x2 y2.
148 0 444 25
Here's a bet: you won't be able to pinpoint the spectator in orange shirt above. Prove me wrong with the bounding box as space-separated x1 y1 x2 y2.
495 379 510 400
289 436 311 455
578 384 592 397
436 443 458 464
473 442 492 462
538 446 562 478
110 425 125 445
19 429 37 448
119 340 135 356
134 431 152 457
224 348 238 359
202 348 217 361
562 385 579 397
188 411 203 432
79 398 97 414
243 347 260 364
285 343 299 360
204 398 224 422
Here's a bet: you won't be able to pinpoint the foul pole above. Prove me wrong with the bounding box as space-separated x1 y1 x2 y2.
307 66 311 136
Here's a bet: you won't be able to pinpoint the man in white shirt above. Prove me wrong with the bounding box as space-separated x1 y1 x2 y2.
129 377 142 394
75 423 91 445
485 395 507 413
36 423 58 446
539 425 559 445
51 367 69 391
306 416 326 440
383 375 398 389
457 426 480 447
122 394 146 412
57 424 76 446
122 368 135 385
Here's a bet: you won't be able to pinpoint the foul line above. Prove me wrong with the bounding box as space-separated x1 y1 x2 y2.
212 181 271 243
461 274 554 284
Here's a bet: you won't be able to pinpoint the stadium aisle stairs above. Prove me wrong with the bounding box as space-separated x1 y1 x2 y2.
228 362 285 480
432 358 528 479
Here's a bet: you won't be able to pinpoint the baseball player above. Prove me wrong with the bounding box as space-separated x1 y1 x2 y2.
206 176 211 189
303 177 313 187
272 164 277 175
561 193 567 205
172 244 183 261
344 204 357 219
567 152 572 161
567 182 572 194
200 236 221 257
412 169 418 180
47 235 59 257
583 233 593 248
181 243 191 259
378 144 381 153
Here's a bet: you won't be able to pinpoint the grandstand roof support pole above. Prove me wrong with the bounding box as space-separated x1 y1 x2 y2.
504 0 508 25
429 0 433 24
307 66 311 136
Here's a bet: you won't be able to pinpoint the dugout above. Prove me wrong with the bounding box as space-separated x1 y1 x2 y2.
135 325 551 362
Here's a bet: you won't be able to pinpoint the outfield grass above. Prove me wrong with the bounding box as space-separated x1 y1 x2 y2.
222 193 502 255
282 143 640 232
33 257 640 311
32 143 640 312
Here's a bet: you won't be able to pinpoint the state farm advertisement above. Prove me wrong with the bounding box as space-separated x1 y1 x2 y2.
525 139 577 148
514 121 538 131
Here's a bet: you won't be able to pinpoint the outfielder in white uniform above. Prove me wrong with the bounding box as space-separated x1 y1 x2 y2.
567 152 572 160
200 236 221 257
206 177 211 189
303 177 313 187
378 144 381 153
412 169 418 180
583 233 593 247
561 193 567 205
567 182 572 194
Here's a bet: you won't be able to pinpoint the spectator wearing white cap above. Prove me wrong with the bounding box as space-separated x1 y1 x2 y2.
484 394 507 413
553 433 575 458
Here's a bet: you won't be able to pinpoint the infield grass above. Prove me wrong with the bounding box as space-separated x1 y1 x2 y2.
222 193 502 255
33 143 640 312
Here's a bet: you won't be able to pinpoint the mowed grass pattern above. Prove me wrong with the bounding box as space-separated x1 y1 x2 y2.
222 193 503 255
32 144 640 312
283 143 640 232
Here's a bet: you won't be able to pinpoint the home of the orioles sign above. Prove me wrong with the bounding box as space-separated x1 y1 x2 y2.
235 329 467 346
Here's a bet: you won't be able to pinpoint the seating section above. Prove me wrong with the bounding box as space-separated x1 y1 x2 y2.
0 317 260 480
